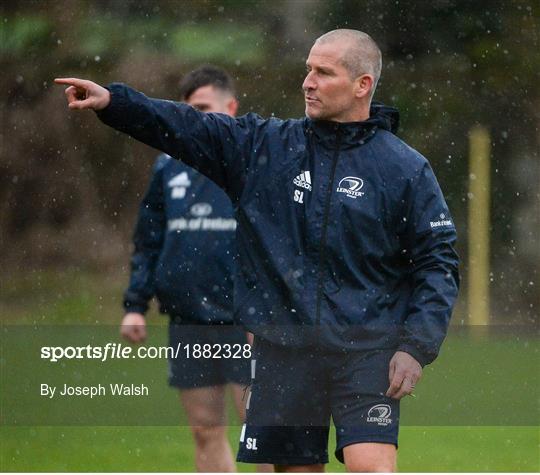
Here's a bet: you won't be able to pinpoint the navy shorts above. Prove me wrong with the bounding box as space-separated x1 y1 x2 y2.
168 318 251 389
237 338 399 465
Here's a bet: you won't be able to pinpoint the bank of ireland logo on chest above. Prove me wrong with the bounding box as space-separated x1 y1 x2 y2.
337 176 364 198
191 202 212 217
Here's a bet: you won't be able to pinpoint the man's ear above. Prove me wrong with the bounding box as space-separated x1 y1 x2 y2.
227 98 239 117
354 74 374 100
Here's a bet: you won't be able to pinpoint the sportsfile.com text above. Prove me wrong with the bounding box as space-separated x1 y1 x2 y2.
40 343 252 362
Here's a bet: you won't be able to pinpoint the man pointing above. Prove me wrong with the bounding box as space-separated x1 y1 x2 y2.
56 29 459 472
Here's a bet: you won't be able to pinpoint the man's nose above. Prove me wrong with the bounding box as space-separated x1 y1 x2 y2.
302 72 316 92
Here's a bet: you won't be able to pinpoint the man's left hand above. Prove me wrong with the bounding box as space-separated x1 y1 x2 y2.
385 351 422 400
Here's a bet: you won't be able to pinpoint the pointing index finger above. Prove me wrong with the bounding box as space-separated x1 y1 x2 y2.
54 77 89 87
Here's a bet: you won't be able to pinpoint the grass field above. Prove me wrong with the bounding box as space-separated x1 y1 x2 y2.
1 270 539 472
1 426 538 472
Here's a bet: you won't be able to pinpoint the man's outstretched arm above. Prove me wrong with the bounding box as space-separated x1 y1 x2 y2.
55 78 254 201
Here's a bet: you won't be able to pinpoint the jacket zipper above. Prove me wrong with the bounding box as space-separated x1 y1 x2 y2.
315 127 341 327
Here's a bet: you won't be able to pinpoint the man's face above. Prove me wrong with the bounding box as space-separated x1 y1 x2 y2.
187 85 238 117
302 40 358 122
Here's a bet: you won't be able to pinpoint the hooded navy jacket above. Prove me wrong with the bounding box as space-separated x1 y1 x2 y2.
123 154 237 323
98 84 459 366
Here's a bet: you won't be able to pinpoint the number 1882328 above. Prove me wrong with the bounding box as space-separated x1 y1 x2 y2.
183 343 252 359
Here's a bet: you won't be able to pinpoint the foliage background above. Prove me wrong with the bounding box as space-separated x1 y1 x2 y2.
2 0 539 323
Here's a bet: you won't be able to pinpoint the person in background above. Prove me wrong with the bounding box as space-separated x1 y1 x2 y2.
119 65 268 473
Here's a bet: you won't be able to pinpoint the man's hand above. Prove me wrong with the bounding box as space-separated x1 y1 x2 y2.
54 77 111 110
120 312 147 343
386 351 422 400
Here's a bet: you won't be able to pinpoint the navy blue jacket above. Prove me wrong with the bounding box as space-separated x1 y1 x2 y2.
99 84 459 366
123 155 237 323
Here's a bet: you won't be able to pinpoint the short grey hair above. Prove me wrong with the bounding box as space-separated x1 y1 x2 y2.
316 29 382 99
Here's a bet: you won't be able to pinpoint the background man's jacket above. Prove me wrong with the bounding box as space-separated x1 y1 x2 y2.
99 84 459 366
123 155 237 324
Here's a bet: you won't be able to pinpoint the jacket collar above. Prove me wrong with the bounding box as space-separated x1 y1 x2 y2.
305 102 400 150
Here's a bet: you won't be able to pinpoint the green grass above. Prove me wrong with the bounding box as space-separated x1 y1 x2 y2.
398 427 539 472
1 426 538 472
1 270 539 472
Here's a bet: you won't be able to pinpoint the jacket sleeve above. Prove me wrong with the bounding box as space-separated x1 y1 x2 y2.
398 162 460 366
123 157 167 314
96 83 256 203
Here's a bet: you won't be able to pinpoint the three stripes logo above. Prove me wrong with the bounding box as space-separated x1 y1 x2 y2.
293 171 312 191
168 172 191 200
293 170 312 204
